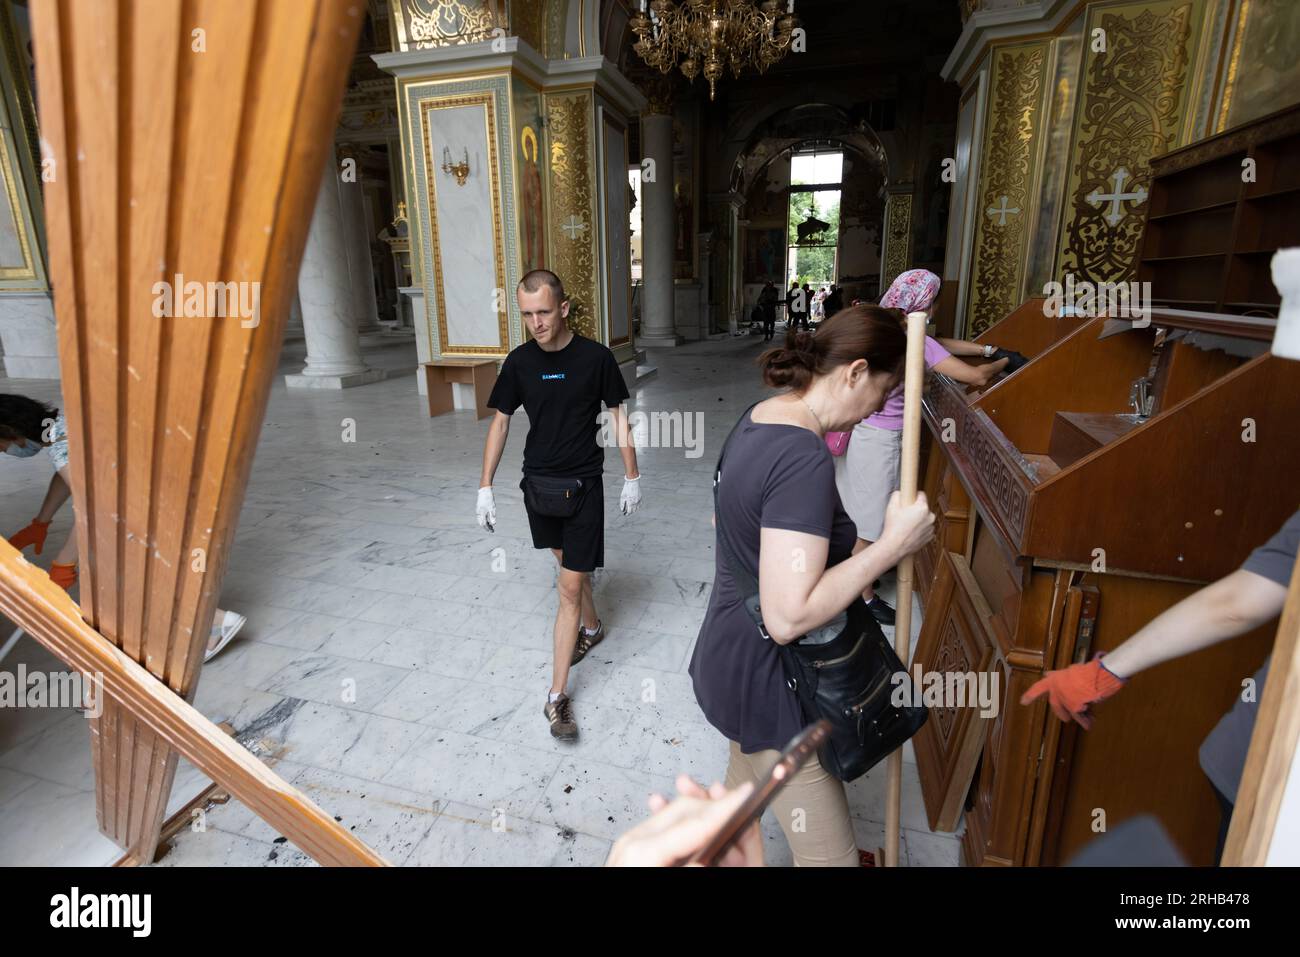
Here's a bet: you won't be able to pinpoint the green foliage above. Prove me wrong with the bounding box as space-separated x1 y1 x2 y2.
787 189 840 285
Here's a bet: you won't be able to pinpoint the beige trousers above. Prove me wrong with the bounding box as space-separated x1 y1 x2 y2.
724 739 859 867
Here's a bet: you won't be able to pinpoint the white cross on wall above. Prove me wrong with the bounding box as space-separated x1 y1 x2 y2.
986 195 1020 227
1086 167 1148 227
561 216 588 240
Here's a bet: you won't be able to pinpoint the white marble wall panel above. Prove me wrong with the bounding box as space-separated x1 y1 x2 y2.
425 104 501 351
0 293 59 378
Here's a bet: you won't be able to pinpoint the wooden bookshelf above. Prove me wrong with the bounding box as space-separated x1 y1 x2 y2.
1137 105 1300 318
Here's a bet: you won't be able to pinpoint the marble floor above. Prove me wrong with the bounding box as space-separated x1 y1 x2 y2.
0 329 962 867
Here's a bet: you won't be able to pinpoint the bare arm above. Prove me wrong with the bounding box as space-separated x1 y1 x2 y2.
610 403 640 479
757 493 934 644
53 466 79 564
933 354 1008 388
936 337 1011 358
479 411 511 487
1102 569 1287 679
35 470 72 522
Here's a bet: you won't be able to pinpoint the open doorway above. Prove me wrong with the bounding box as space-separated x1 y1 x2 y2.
786 149 843 314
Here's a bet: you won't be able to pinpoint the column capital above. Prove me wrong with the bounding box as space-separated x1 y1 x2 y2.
942 0 1079 86
630 70 675 117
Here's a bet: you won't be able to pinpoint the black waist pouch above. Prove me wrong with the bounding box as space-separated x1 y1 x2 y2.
522 475 587 518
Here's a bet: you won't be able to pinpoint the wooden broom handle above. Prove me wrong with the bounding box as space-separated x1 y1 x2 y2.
885 311 928 868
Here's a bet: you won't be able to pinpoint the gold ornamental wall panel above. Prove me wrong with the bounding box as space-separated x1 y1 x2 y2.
1214 0 1300 133
509 0 546 53
968 41 1049 336
543 88 600 342
1054 0 1207 286
389 0 506 51
881 190 915 294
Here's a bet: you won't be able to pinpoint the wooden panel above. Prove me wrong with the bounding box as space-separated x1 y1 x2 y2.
916 432 969 608
954 565 1061 866
924 374 1037 560
974 315 1156 455
914 551 997 832
971 297 1089 355
1151 338 1244 413
1031 354 1300 581
1046 412 1141 469
30 0 369 860
1040 574 1274 865
969 525 1023 658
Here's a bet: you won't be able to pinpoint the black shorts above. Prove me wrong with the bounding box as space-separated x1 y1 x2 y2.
521 475 604 572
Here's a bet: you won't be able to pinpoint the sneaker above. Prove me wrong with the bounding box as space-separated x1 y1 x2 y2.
543 694 578 740
866 596 895 627
571 620 605 665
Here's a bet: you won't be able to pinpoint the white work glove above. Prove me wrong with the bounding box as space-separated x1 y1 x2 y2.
620 475 642 516
476 486 497 532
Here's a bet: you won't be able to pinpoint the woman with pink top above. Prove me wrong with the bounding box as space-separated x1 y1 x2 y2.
833 269 1009 625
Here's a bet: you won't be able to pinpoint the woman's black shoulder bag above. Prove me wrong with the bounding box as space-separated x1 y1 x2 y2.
712 408 927 782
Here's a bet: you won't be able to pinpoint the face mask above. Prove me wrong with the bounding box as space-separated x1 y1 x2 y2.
4 439 41 459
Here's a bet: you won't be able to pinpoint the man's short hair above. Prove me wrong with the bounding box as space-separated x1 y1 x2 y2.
518 269 566 303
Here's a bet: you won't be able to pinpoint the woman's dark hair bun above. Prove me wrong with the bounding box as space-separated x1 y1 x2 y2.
756 304 907 393
758 328 819 389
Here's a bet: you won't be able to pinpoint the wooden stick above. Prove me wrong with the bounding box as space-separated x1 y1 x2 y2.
885 311 929 867
1222 536 1300 864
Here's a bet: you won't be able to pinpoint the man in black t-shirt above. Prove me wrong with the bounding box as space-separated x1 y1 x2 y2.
478 269 641 740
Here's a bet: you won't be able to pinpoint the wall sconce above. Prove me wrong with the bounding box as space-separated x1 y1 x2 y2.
441 146 470 186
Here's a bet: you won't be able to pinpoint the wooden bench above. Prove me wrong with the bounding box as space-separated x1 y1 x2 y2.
422 359 498 419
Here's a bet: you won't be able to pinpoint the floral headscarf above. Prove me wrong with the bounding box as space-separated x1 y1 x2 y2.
880 269 941 314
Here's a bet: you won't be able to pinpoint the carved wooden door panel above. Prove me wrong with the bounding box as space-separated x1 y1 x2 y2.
913 549 998 833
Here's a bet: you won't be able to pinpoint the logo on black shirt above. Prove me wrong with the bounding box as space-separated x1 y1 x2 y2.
541 373 566 380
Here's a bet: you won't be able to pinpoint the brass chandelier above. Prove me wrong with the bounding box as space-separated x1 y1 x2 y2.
631 1 800 101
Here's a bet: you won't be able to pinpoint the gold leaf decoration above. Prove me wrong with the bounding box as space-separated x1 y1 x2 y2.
544 90 599 342
1056 1 1200 286
969 42 1047 337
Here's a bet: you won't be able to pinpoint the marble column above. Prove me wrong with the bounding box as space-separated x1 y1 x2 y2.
285 161 384 390
284 291 304 339
337 145 381 334
638 111 681 347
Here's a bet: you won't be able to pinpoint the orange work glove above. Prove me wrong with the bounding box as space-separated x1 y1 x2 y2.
1020 657 1125 730
49 561 78 591
8 519 50 555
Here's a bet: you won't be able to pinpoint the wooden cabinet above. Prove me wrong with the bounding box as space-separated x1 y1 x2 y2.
913 307 1297 865
1138 104 1300 317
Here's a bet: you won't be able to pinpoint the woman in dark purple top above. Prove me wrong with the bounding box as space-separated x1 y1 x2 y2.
689 308 936 866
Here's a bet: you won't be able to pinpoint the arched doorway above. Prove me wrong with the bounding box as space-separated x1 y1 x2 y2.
731 107 891 314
